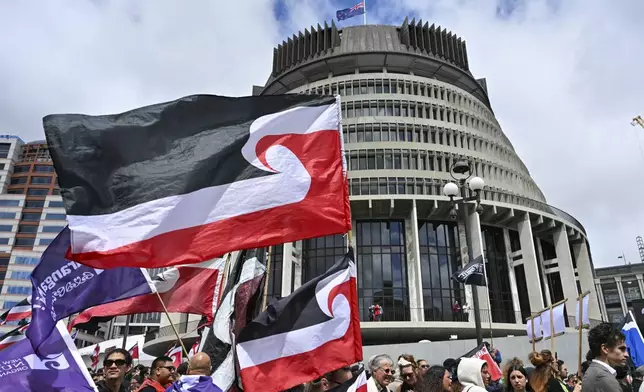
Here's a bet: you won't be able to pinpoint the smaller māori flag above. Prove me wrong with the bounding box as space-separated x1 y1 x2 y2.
0 297 31 325
451 256 486 286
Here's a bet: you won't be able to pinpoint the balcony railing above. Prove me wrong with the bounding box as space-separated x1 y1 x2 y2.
144 320 202 343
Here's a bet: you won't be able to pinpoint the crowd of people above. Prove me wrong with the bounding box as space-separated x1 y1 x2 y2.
90 322 637 392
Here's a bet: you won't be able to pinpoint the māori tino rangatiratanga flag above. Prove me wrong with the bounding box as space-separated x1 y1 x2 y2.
43 94 350 269
451 256 486 286
236 250 362 392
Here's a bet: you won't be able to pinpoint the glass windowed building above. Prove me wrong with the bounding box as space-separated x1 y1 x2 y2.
248 20 601 343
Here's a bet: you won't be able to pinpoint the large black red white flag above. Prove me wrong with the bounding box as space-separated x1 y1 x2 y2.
0 297 31 325
328 370 367 392
236 250 361 392
70 258 226 331
43 94 350 269
200 250 266 392
0 324 29 350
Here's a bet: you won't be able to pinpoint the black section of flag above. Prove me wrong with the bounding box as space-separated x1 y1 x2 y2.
43 94 336 216
238 249 354 343
451 256 486 286
0 296 31 324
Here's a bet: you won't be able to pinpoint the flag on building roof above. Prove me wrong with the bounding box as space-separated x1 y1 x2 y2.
328 370 367 392
43 94 350 269
236 250 361 392
0 297 31 325
166 344 183 369
129 342 139 360
28 227 153 353
70 257 226 331
451 256 486 286
336 1 365 21
0 324 29 351
0 321 97 390
620 310 644 367
201 250 267 392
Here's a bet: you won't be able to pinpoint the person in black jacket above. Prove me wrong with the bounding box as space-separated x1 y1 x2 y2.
96 349 132 392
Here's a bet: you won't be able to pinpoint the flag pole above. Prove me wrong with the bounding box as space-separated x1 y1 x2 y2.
121 314 130 349
531 316 536 352
363 0 367 25
480 254 494 346
155 291 190 359
261 246 273 311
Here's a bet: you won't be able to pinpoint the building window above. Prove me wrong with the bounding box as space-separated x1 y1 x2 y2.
34 165 54 172
45 213 66 221
10 177 27 185
0 143 11 159
623 278 641 302
14 238 35 247
24 200 45 209
17 225 37 233
38 238 53 246
47 201 65 208
7 189 24 195
27 188 48 196
356 220 410 321
6 286 31 295
0 238 9 245
265 245 284 306
302 234 347 283
482 226 515 324
0 212 16 219
418 221 463 322
602 283 621 305
30 177 52 185
42 226 64 234
2 301 19 310
21 213 41 221
12 166 29 173
514 264 532 321
10 271 31 280
14 256 39 265
0 225 13 232
0 200 20 207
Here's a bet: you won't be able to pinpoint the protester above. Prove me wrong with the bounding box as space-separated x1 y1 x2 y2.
632 365 644 392
557 361 571 392
616 366 633 392
504 358 532 392
307 366 353 392
390 355 417 391
166 352 220 392
367 354 395 392
417 365 452 392
457 357 490 392
129 378 140 392
418 360 430 377
582 323 628 392
396 358 419 392
137 356 175 392
97 348 133 392
528 350 566 392
176 362 189 376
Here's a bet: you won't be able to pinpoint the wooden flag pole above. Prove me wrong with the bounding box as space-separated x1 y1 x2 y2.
155 291 190 359
261 246 273 311
550 304 555 353
217 253 232 307
577 290 590 375
531 316 536 352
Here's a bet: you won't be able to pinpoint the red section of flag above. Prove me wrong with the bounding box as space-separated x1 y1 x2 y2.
188 338 200 359
166 345 182 369
472 346 503 381
68 131 350 269
129 343 139 360
91 344 100 370
70 262 224 329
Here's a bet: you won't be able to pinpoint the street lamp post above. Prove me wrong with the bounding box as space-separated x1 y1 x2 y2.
443 160 485 345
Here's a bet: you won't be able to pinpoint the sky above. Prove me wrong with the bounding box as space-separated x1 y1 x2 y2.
0 0 643 268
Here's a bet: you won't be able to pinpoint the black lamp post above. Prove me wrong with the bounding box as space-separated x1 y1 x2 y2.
443 159 485 344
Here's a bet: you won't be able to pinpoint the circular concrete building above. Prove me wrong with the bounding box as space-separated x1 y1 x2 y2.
144 20 603 354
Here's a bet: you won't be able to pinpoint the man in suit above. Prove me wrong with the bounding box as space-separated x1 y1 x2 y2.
582 323 629 392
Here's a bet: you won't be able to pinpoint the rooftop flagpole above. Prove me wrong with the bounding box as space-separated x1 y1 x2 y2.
363 0 367 25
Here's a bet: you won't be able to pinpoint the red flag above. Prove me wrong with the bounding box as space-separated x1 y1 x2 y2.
188 338 200 359
166 344 182 369
91 344 100 370
471 346 503 381
70 258 226 330
128 343 139 360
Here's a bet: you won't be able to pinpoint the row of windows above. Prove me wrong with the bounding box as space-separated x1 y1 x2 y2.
346 149 536 196
342 123 525 174
10 176 55 185
300 77 495 123
7 188 60 196
19 213 66 221
6 286 31 295
0 200 20 207
10 271 31 280
340 100 502 146
13 165 55 173
14 256 40 265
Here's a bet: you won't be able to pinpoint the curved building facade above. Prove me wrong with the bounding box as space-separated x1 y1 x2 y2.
250 19 603 344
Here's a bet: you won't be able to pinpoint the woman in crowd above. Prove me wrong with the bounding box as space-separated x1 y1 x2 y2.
504 358 532 392
416 365 453 392
528 350 567 392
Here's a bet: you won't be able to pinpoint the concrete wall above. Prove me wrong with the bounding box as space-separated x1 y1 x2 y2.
362 330 588 370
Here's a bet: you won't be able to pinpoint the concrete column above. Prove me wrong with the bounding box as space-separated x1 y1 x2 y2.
405 203 424 322
615 277 628 314
503 228 522 323
636 274 644 300
571 240 602 320
595 279 608 322
553 225 580 318
516 213 545 312
535 237 552 306
467 206 491 322
281 243 294 298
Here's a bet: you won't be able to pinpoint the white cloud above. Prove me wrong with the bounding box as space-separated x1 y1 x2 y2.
1 0 642 267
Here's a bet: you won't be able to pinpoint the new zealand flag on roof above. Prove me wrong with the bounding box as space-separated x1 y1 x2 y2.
336 1 365 21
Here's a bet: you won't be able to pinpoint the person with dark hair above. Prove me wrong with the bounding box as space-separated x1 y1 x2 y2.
504 358 532 392
416 365 453 392
528 350 567 392
97 348 133 392
582 323 629 392
418 360 430 377
307 366 353 392
137 356 175 392
176 362 189 376
615 365 633 392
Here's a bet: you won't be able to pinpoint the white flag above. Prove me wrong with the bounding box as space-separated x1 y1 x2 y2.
553 302 566 335
542 308 552 339
575 295 590 328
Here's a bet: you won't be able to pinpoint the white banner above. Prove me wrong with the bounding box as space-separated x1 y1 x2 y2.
553 302 566 335
534 314 543 340
575 294 590 327
542 308 552 340
527 314 543 341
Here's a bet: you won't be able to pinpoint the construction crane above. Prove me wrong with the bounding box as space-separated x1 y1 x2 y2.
633 115 644 128
638 236 644 263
